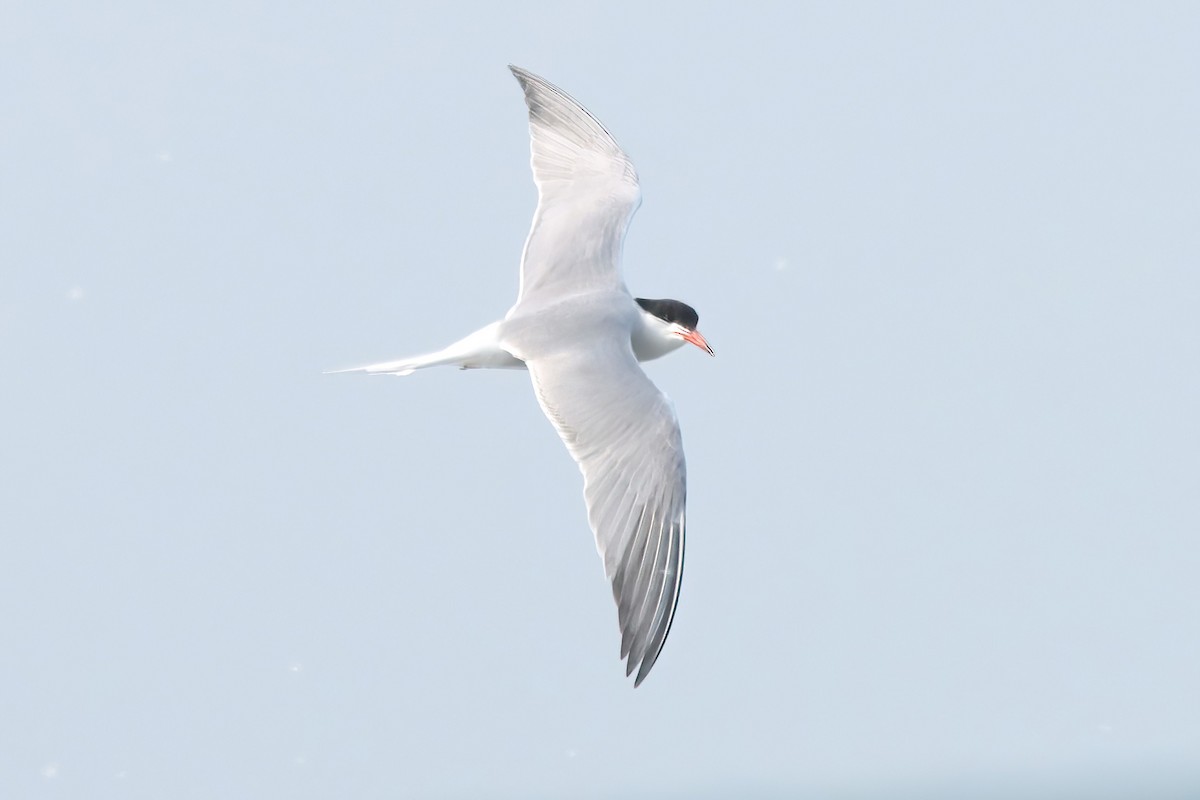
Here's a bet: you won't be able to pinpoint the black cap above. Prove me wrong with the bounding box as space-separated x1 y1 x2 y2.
634 298 699 330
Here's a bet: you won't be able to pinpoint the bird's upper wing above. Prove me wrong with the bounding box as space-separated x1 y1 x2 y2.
523 335 686 686
508 65 642 312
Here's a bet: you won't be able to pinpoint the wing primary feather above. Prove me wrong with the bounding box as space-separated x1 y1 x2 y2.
621 500 667 668
611 506 646 620
602 479 643 588
617 504 658 660
618 499 661 633
625 496 674 672
634 508 684 686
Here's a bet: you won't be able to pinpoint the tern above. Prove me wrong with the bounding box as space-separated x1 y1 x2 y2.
334 66 713 686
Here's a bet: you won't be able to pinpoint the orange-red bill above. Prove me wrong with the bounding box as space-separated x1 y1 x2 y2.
681 329 715 356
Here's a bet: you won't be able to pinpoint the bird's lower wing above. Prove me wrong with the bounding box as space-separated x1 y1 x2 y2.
524 342 686 686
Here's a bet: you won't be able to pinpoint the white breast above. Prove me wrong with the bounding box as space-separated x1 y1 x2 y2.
630 311 686 362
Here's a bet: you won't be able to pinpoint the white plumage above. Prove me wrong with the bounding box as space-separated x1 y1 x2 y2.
334 66 712 686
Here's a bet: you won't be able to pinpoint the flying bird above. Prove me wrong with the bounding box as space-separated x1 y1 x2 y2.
334 66 713 686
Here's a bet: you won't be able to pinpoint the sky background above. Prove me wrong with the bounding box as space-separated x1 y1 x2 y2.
3 2 1199 798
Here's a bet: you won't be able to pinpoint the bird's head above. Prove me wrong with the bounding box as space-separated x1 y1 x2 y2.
634 298 715 357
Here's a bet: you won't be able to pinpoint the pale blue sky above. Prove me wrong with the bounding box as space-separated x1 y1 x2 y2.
2 2 1199 798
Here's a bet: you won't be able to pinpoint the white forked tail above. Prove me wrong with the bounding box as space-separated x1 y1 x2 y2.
326 319 526 376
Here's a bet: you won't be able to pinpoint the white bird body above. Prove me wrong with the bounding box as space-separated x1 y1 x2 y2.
341 297 688 376
334 66 712 685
